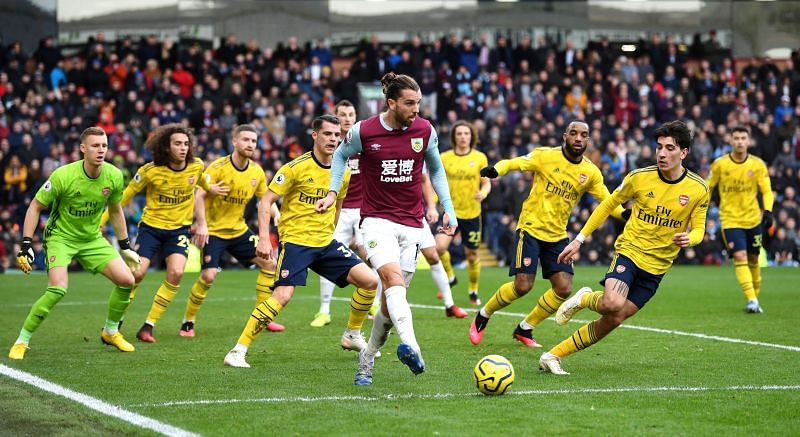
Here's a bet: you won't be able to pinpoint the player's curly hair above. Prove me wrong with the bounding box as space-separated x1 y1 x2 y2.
449 120 478 150
381 72 420 101
653 120 692 150
146 124 195 166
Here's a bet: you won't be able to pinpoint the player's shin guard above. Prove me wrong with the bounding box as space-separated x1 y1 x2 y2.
105 286 132 334
440 250 455 281
237 297 283 347
255 269 275 305
19 286 66 342
384 285 419 352
550 320 600 358
525 288 566 327
467 258 481 293
145 281 179 326
319 277 335 314
429 262 454 307
347 287 377 331
734 261 756 301
749 263 761 297
483 282 521 316
184 278 211 322
366 307 393 355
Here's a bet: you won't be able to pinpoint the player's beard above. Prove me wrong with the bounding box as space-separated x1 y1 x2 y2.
563 141 586 161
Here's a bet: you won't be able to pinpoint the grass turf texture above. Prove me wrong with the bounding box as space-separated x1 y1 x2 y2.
2 266 799 435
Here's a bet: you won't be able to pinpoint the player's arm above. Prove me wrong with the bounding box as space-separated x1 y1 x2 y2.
758 164 775 229
705 161 719 193
476 173 491 201
107 200 141 272
676 190 710 248
480 151 538 179
16 198 47 274
318 122 363 212
424 130 457 234
192 186 210 248
588 173 626 220
558 177 631 264
100 179 142 226
421 172 440 224
256 189 280 260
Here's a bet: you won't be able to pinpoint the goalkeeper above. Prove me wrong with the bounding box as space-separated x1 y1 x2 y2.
9 127 141 360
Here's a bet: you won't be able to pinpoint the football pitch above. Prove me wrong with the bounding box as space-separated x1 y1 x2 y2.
1 266 798 436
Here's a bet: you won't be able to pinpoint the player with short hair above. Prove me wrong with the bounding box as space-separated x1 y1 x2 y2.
318 72 458 385
544 120 709 375
434 120 491 306
9 127 141 359
707 126 773 313
470 120 623 348
102 124 218 343
223 115 378 368
181 124 284 337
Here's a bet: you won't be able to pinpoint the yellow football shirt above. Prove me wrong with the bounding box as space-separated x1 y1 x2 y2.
495 146 618 242
202 155 267 239
441 148 488 220
580 166 710 274
707 153 774 230
120 158 208 230
269 151 350 247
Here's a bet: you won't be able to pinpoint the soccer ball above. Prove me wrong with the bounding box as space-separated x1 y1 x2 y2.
473 354 515 396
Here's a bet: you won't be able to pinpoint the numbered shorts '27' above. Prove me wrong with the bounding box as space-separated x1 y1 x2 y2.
202 229 260 269
273 239 363 288
134 222 191 260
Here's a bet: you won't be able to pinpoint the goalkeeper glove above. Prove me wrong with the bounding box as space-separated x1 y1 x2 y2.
16 236 34 274
479 166 499 179
119 238 141 272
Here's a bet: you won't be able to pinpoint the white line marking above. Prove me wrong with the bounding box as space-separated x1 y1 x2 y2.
0 364 198 437
129 385 800 407
7 295 798 352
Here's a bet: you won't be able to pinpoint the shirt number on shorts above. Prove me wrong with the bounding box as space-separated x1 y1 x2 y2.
249 234 260 247
752 234 762 248
337 245 354 258
468 230 481 246
177 235 189 248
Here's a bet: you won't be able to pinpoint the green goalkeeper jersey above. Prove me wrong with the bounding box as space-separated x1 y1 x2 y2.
36 160 124 242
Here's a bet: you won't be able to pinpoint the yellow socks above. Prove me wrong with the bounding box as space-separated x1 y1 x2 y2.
551 321 600 358
237 297 284 347
440 250 455 281
735 261 756 301
581 291 604 312
145 281 179 326
748 263 761 297
347 288 377 331
467 258 481 293
524 288 566 327
256 269 276 305
483 282 521 316
184 278 211 322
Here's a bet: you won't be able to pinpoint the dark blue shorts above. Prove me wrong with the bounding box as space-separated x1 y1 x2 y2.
457 216 482 250
274 240 362 288
601 253 664 309
722 226 763 257
202 229 258 269
509 230 574 279
134 222 190 260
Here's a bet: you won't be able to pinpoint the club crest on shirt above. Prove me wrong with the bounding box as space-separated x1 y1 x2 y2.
102 187 110 197
251 178 257 186
469 160 475 167
616 264 626 273
523 257 532 267
188 175 195 185
678 194 689 206
281 269 290 278
50 255 56 263
411 138 423 153
368 240 378 249
747 170 754 178
579 173 587 184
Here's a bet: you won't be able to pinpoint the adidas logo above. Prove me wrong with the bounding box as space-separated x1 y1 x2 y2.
553 168 560 173
646 191 655 198
75 191 81 195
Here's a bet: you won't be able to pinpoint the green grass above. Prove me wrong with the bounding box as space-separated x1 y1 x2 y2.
1 266 799 436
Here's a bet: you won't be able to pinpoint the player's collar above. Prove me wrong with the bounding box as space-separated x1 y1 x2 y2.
560 147 582 164
728 152 748 164
311 150 331 169
230 154 249 172
657 167 688 184
379 113 409 132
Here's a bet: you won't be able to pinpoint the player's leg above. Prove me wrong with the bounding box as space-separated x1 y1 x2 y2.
461 217 483 305
314 209 357 327
724 229 758 311
99 256 137 352
339 258 379 352
746 227 764 312
251 256 284 332
422 225 466 317
515 239 575 347
470 230 538 345
434 232 457 286
9 256 69 359
182 236 224 336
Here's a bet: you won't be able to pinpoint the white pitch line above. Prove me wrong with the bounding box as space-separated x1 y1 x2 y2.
0 364 198 437
129 384 800 407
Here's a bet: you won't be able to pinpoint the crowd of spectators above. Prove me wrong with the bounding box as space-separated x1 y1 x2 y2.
0 30 798 273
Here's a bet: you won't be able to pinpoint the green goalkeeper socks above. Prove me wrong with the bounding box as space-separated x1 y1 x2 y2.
19 286 67 342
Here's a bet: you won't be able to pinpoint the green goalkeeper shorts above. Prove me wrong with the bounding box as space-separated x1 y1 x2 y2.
43 236 119 274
